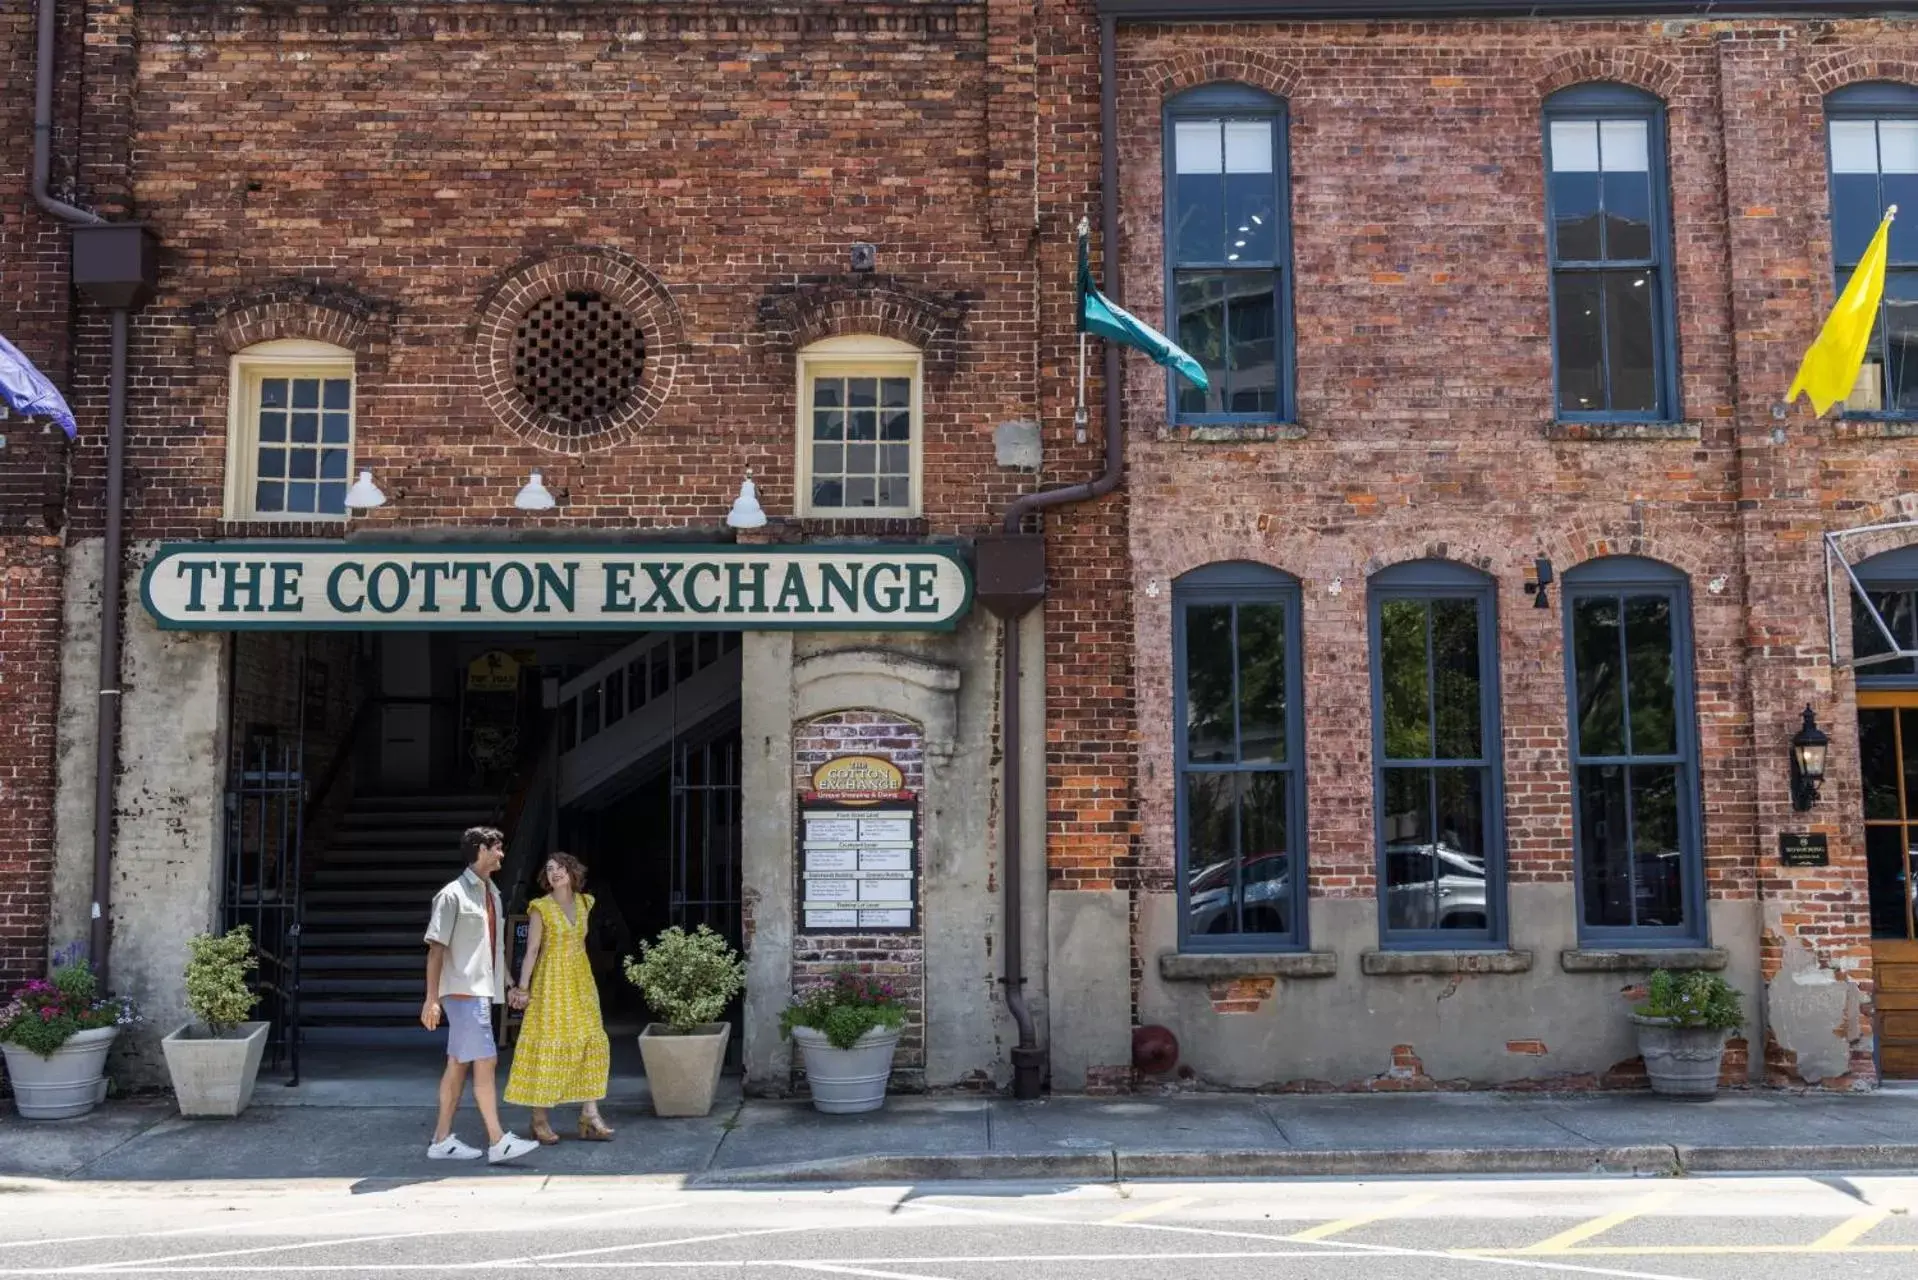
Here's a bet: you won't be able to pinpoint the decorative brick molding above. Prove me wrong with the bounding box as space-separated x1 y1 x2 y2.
1151 50 1305 104
193 278 396 372
756 275 969 383
1807 53 1918 97
1536 48 1685 101
472 246 682 454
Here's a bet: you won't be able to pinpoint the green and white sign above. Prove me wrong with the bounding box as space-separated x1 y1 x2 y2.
140 542 973 632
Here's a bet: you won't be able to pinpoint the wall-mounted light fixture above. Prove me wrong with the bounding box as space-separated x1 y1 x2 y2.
1523 556 1554 610
343 470 387 511
1790 704 1830 812
726 473 767 530
513 471 557 512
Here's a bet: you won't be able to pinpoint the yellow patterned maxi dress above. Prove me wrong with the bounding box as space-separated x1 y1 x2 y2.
504 894 611 1107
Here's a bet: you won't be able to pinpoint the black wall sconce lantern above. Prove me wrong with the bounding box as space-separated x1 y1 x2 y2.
1523 557 1554 610
1790 704 1830 812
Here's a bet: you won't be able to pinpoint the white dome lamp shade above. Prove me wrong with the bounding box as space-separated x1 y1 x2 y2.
343 470 387 510
726 473 767 530
514 470 557 512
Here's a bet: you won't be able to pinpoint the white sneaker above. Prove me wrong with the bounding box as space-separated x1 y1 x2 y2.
488 1132 539 1164
427 1135 483 1161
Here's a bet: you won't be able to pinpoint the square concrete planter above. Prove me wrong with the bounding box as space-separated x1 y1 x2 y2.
637 1022 730 1117
162 1021 270 1117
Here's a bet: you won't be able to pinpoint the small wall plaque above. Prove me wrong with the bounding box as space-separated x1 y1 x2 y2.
1779 832 1829 867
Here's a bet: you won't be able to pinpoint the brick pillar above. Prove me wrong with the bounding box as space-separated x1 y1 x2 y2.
1717 29 1874 1088
0 538 65 989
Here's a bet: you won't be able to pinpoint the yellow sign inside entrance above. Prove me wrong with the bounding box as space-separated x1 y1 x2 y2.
810 754 904 801
466 650 521 693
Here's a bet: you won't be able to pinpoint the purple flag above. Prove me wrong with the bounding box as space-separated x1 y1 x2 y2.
0 332 77 439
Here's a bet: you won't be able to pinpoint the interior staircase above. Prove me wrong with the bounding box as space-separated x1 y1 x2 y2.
298 793 499 1046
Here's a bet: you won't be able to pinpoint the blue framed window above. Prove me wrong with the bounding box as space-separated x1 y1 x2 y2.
1369 561 1506 948
1826 82 1918 418
1173 562 1305 951
1543 84 1679 422
1164 84 1292 424
1563 556 1705 944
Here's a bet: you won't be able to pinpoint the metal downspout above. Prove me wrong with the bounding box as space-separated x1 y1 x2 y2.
994 14 1125 1099
35 0 131 988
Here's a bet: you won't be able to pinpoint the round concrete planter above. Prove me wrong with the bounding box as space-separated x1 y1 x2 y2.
1 1026 118 1120
1631 1014 1729 1098
162 1021 271 1117
637 1022 731 1117
791 1024 901 1114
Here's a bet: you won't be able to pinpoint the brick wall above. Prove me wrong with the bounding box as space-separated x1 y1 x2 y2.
791 710 928 1092
0 539 64 990
1114 18 1892 1085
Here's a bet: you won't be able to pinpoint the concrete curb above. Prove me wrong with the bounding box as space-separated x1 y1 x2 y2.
697 1142 1918 1185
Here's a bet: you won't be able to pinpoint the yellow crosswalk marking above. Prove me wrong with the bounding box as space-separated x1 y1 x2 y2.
1808 1210 1891 1250
1518 1193 1673 1254
1286 1193 1440 1243
1099 1196 1200 1226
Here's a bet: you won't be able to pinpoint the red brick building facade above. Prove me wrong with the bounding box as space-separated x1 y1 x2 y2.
4 0 1915 1096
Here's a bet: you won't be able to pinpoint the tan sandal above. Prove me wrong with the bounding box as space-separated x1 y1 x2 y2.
577 1115 614 1142
530 1119 561 1146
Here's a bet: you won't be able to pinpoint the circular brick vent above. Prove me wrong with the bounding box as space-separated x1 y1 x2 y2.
510 291 645 435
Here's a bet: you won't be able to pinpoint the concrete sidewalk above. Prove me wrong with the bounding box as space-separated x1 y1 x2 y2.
7 1085 1918 1184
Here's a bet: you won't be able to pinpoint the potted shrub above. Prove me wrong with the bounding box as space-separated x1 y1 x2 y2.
623 925 744 1118
780 967 907 1114
161 925 270 1117
0 943 139 1120
1631 968 1743 1098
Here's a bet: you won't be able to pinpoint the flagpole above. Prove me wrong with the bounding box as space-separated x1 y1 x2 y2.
1074 217 1090 444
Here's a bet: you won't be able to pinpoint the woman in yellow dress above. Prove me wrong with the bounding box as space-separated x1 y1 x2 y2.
505 853 614 1143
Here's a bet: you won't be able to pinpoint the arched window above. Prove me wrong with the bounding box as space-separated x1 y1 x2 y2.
1826 82 1918 417
1562 556 1704 942
226 339 356 520
1852 543 1918 685
1172 561 1305 950
796 334 923 519
1164 83 1292 424
1543 83 1678 422
1368 560 1505 947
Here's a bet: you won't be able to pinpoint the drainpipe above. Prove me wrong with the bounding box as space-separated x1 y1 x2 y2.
977 14 1124 1101
34 0 156 991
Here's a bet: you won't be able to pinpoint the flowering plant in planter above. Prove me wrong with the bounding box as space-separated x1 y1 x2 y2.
0 943 139 1058
1637 969 1743 1031
779 966 908 1050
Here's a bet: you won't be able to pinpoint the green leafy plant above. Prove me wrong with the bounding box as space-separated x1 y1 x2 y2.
1638 968 1742 1032
184 926 260 1038
779 966 907 1050
0 943 139 1058
623 925 744 1034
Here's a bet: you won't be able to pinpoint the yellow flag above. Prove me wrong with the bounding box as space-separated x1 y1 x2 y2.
1789 207 1895 416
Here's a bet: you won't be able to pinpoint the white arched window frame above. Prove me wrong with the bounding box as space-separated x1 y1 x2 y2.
795 334 924 520
225 338 357 521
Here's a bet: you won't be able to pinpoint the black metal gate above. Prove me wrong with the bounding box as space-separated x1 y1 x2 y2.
224 736 305 1085
668 728 743 945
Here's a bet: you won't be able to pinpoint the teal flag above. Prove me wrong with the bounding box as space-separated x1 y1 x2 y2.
1076 228 1208 391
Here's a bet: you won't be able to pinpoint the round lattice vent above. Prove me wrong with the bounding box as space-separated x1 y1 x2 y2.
510 291 645 433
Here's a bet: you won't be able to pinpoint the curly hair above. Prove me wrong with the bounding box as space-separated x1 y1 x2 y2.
539 852 589 894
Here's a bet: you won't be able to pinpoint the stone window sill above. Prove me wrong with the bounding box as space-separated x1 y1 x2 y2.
1161 423 1309 444
1158 950 1337 981
1832 418 1918 439
1559 946 1728 973
1542 421 1703 442
1361 949 1533 976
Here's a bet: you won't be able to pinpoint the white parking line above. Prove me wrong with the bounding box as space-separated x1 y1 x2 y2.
0 1207 383 1252
786 1265 958 1280
46 1201 679 1273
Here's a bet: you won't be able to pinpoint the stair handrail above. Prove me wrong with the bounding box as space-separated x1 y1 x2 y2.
303 694 378 836
557 631 674 705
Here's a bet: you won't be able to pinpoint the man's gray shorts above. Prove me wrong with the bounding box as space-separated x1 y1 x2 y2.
444 996 497 1064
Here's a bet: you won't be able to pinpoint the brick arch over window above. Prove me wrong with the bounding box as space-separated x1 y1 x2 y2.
1810 57 1918 99
1536 50 1683 103
757 276 967 382
193 280 394 375
1827 493 1918 567
472 245 683 454
1151 52 1303 105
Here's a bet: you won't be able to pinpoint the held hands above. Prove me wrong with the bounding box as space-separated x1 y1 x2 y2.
507 986 530 1012
420 998 442 1031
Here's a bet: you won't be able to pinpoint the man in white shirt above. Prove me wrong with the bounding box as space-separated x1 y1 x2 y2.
421 826 537 1164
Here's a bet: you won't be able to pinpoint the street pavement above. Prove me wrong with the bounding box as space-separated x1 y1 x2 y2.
2 1172 1918 1278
